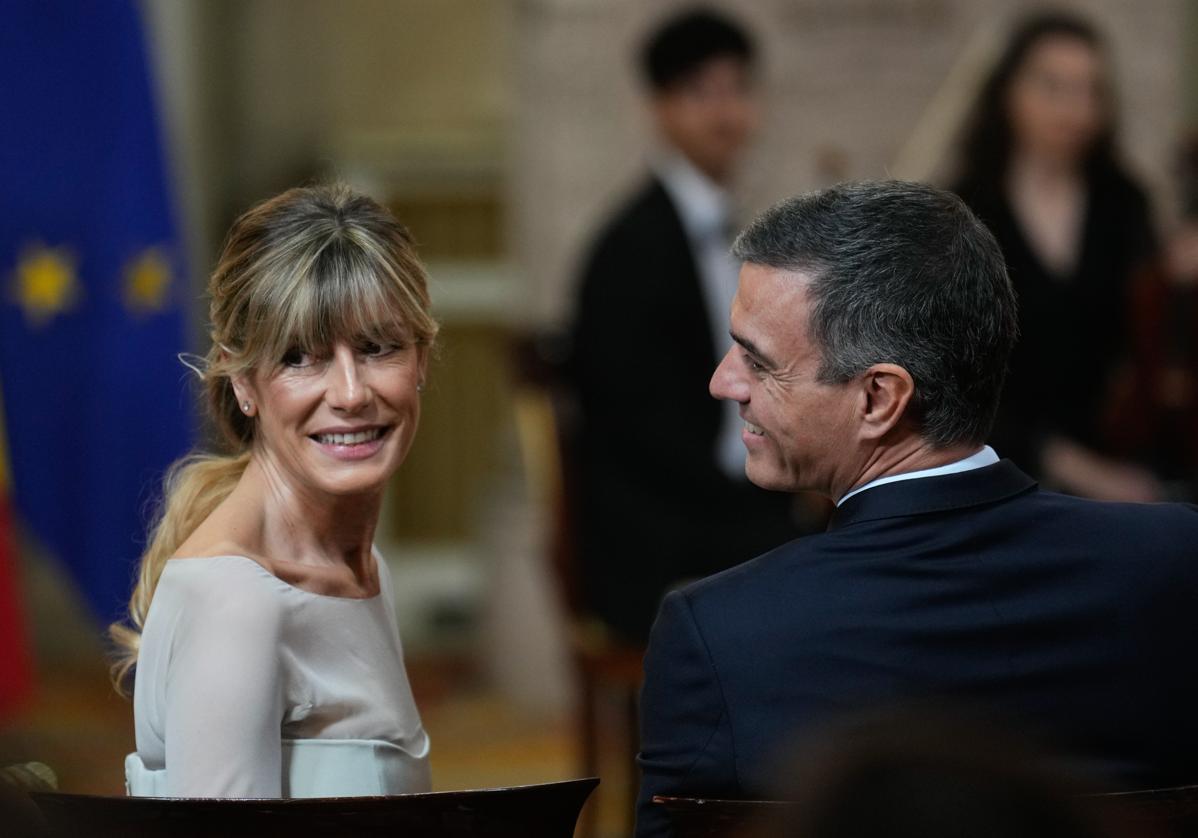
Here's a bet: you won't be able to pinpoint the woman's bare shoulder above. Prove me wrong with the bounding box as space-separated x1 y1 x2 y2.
170 482 266 559
171 497 268 569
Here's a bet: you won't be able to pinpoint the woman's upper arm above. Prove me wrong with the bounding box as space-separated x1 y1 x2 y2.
163 578 286 797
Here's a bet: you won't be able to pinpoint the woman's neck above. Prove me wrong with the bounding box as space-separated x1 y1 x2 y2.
1006 151 1087 277
1007 149 1082 190
235 452 383 587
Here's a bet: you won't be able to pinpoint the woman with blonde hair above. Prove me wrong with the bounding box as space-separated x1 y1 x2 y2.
111 183 438 798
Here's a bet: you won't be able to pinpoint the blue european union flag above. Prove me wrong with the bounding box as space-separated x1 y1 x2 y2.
0 1 195 624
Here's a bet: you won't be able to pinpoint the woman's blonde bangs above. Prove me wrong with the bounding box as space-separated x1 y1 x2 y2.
228 230 437 371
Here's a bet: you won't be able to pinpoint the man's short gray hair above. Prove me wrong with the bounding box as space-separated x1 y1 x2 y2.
732 180 1018 448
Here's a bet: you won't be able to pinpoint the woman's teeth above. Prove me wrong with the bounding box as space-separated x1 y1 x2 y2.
315 428 383 445
745 421 765 436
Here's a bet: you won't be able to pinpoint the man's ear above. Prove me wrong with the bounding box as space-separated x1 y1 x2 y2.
858 364 915 440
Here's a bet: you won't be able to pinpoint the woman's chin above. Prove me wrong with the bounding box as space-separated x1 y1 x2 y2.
306 458 401 498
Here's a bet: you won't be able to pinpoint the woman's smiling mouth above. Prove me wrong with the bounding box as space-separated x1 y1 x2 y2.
311 427 387 446
308 425 393 459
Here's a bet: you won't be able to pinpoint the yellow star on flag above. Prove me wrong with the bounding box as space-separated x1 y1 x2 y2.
123 247 173 315
10 244 81 328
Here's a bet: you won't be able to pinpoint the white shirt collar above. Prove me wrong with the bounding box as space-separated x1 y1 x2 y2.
651 151 731 242
836 446 1000 507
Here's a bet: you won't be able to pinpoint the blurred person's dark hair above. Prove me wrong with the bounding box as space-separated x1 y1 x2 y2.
641 7 755 91
763 706 1114 838
956 11 1119 196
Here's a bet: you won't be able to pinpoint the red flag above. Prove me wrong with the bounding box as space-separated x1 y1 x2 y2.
0 381 33 719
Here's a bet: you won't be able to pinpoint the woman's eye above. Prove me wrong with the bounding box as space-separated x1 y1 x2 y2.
359 340 397 357
281 348 313 367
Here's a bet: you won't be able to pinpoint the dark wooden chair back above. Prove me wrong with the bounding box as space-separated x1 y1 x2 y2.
656 787 1198 838
31 777 597 838
1088 784 1198 837
654 795 789 838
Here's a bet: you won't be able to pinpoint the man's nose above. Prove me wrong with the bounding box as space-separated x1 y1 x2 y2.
327 346 371 412
710 346 747 403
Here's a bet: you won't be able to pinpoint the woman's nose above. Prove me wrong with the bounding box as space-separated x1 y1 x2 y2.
327 346 371 412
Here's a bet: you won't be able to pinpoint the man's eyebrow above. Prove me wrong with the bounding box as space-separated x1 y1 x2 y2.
730 331 776 369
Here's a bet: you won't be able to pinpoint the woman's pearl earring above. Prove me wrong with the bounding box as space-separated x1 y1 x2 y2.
242 401 253 414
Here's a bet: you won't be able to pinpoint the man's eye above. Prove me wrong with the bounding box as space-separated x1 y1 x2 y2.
743 352 765 372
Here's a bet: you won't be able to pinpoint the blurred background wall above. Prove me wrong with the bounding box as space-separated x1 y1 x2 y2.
2 3 1195 835
145 0 1190 326
512 0 1184 323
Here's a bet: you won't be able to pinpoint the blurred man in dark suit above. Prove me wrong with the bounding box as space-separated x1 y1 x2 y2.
569 8 799 644
635 181 1198 837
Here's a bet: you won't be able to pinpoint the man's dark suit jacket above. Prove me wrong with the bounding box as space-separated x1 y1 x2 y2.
569 176 796 642
636 460 1198 837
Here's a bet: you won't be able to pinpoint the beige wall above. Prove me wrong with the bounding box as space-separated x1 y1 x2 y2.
1186 0 1198 129
225 0 510 207
145 0 511 259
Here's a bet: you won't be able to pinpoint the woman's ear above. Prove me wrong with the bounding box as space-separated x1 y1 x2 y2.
859 363 915 440
415 344 430 388
230 370 257 418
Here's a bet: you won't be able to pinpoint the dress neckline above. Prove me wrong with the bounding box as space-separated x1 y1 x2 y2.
166 554 385 602
999 183 1094 286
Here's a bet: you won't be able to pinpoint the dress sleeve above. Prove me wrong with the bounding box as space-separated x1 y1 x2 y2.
636 589 738 838
162 569 286 797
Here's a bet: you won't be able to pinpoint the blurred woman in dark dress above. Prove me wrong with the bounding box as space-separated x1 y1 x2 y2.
954 12 1161 500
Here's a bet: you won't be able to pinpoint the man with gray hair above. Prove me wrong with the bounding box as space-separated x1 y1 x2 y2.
635 181 1198 837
